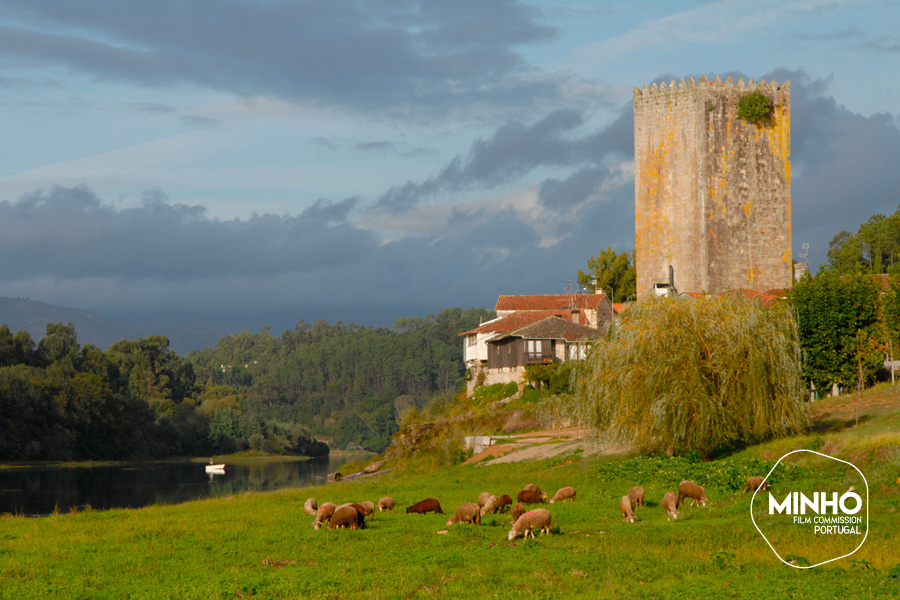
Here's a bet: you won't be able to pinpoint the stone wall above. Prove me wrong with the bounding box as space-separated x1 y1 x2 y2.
633 76 792 298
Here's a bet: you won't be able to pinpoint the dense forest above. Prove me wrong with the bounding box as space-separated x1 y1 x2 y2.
0 322 320 461
187 307 493 452
0 307 490 461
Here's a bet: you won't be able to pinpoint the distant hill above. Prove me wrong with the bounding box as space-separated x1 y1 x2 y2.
0 297 229 354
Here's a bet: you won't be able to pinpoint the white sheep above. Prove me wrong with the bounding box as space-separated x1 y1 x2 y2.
549 487 576 504
303 497 318 515
620 495 635 523
662 492 679 521
627 486 644 509
507 508 552 541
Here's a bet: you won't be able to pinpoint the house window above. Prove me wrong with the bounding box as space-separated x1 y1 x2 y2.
467 334 476 347
526 340 544 361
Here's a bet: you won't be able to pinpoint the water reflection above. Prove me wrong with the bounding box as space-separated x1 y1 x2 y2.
0 453 370 516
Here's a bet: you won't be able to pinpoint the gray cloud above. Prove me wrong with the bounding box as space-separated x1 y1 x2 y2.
128 102 176 114
354 141 396 153
854 37 900 53
299 197 359 224
180 114 219 127
0 186 375 281
767 68 900 265
0 0 561 117
1 71 896 333
373 109 587 213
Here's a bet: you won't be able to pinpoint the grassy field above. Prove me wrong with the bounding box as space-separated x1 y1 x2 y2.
2 389 900 599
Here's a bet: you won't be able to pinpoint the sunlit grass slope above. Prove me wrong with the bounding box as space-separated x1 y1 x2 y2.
2 385 900 599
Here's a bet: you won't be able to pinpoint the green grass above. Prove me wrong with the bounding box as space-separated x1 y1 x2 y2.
2 451 899 599
3 386 900 598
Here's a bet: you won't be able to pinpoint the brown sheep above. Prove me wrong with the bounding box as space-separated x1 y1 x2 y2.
522 484 549 500
359 501 376 520
378 497 395 511
508 508 552 541
446 502 482 526
743 476 769 493
340 503 368 528
620 495 635 523
516 489 546 504
511 502 526 524
480 495 500 516
303 497 318 515
329 505 362 530
662 492 679 521
477 492 492 507
627 486 644 509
677 480 708 508
549 487 576 504
406 498 443 514
312 502 337 530
497 494 513 513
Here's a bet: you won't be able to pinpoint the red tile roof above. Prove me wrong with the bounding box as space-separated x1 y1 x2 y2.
460 310 588 336
495 294 606 311
497 316 602 343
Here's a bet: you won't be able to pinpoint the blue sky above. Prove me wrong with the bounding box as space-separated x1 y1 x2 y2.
0 0 898 334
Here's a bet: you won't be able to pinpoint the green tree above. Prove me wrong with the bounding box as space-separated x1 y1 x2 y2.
828 231 864 275
577 247 636 301
790 269 884 391
573 294 808 456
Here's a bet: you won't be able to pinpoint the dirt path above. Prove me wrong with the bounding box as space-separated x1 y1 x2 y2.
462 427 626 465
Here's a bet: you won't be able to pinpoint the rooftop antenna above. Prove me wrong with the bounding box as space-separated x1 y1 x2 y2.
800 242 810 265
563 280 575 310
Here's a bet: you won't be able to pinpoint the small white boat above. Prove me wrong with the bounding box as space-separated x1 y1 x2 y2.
205 463 226 472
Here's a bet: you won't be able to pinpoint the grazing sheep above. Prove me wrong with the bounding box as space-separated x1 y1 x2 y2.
340 503 368 528
477 492 492 507
677 480 708 508
480 495 501 516
447 502 482 526
359 501 376 520
406 498 443 514
662 492 679 521
497 494 512 513
329 505 363 530
620 495 635 523
507 508 552 541
522 484 549 500
627 486 644 509
516 489 546 505
378 497 395 511
312 502 337 530
303 497 318 515
511 502 526 524
549 487 576 504
743 476 769 493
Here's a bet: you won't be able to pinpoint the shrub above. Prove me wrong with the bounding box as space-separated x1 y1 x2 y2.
736 89 773 125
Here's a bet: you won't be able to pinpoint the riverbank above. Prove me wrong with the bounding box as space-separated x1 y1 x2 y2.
2 443 899 598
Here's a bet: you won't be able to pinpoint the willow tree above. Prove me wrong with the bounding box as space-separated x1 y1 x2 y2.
572 294 809 456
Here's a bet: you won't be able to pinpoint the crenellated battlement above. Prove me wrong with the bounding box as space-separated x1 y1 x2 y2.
633 75 790 98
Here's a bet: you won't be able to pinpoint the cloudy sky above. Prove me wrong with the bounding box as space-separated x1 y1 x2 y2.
1 0 898 334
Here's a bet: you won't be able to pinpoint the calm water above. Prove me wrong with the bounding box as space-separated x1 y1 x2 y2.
0 453 370 516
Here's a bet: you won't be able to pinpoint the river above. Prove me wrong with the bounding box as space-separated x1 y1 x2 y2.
0 453 371 516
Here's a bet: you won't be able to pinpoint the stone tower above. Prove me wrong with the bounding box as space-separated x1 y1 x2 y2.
633 76 791 299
